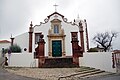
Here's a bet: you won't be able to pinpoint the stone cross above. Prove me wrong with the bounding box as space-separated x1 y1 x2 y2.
53 4 58 12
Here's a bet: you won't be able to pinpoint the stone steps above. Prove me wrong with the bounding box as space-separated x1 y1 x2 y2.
58 66 113 80
81 72 116 79
42 57 78 68
78 70 105 78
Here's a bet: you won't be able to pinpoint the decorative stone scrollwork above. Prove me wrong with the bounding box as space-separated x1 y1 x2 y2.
63 18 67 22
47 19 66 57
44 18 48 23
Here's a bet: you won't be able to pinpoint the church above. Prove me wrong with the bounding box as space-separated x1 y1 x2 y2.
10 9 89 67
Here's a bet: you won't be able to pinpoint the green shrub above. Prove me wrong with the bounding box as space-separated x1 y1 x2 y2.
9 44 22 53
88 48 98 52
4 48 9 53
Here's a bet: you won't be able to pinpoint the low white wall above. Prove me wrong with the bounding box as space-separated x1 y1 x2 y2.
6 53 38 67
79 52 116 73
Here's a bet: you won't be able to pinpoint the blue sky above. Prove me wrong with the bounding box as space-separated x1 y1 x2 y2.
0 0 120 49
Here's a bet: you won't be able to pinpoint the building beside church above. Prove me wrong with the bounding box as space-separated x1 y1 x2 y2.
9 11 89 67
0 40 11 52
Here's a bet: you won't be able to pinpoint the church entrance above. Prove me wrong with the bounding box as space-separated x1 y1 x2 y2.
52 40 62 57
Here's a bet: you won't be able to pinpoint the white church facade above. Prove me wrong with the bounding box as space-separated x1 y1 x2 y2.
14 12 89 54
10 11 89 67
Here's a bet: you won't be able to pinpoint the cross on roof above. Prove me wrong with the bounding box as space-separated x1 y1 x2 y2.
53 4 58 12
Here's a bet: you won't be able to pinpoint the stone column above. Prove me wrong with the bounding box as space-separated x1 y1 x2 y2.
48 38 51 57
63 37 66 56
10 37 14 46
79 21 85 52
71 32 83 66
84 19 89 51
29 21 33 53
38 34 45 68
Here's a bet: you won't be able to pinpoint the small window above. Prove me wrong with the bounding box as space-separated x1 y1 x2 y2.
35 33 41 44
54 25 59 34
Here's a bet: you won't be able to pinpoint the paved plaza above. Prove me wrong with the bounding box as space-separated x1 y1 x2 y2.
0 68 38 80
2 67 120 80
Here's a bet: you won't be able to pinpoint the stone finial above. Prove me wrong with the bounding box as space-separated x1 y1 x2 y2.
77 14 80 19
74 19 75 22
10 35 14 46
30 21 33 27
84 19 86 22
79 21 82 26
29 21 33 33
40 34 44 39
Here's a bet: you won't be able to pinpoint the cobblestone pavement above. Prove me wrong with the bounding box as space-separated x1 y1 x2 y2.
82 74 120 80
0 68 39 80
5 67 118 80
1 67 120 80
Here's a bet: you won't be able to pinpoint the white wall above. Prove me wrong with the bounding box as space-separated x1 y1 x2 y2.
6 53 38 67
14 32 29 52
79 52 116 73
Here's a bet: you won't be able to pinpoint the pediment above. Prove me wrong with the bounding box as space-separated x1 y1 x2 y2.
47 12 64 19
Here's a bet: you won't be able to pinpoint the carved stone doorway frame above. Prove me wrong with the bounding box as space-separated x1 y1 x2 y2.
47 35 66 57
47 19 66 57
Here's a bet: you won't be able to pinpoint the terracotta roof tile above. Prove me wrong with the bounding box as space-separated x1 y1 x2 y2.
0 40 11 43
113 50 120 53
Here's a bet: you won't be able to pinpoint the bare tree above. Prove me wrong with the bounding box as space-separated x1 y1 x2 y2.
93 32 118 52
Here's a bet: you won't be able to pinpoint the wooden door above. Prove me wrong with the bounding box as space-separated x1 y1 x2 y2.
52 40 62 57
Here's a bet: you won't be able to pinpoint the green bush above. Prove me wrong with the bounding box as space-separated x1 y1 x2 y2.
4 48 9 53
88 48 98 52
9 44 22 53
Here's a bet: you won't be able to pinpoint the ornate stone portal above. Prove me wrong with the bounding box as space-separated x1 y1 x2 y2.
47 19 66 57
